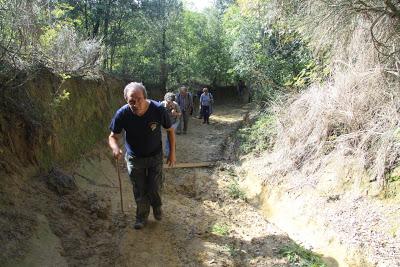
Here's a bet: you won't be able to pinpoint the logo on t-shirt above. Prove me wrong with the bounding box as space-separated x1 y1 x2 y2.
149 122 158 131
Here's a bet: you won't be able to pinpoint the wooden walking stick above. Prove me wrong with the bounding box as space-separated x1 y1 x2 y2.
116 158 124 214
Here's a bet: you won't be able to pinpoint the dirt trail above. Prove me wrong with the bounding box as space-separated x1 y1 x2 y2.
109 104 293 266
5 104 298 267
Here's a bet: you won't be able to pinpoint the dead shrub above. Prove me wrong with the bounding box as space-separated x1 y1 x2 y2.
40 26 103 78
270 37 399 188
0 1 103 79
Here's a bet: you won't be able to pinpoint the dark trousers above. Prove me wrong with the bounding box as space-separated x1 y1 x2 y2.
202 105 210 123
178 110 190 133
125 152 163 220
193 97 199 116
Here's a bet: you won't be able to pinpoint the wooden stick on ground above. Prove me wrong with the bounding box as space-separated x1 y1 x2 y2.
163 161 216 169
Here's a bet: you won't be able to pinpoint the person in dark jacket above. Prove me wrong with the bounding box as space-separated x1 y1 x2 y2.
176 86 193 134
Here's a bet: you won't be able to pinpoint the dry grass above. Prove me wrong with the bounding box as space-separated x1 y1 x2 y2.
266 25 400 189
40 26 103 78
259 1 400 189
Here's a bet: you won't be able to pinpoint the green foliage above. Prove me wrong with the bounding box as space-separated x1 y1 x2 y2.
223 2 320 103
52 89 71 107
388 166 400 183
39 3 81 48
2 0 321 95
225 165 246 200
227 180 247 200
389 175 400 183
237 112 276 154
394 128 400 141
384 167 400 199
211 223 230 236
224 244 240 257
279 243 327 267
163 7 234 88
285 60 330 90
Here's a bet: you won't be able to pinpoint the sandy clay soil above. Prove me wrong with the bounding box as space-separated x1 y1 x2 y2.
2 104 309 267
113 104 293 267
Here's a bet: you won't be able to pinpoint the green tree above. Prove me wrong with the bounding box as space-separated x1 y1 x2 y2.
223 0 316 102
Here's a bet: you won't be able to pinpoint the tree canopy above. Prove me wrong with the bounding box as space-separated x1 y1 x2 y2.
1 0 398 99
0 0 316 96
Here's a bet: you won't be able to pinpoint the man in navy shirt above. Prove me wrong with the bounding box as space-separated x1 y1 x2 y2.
109 82 176 229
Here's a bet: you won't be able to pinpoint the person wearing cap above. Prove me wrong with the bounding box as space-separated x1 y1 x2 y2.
161 92 181 158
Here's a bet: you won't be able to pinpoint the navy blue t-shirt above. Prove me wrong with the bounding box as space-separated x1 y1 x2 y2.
109 100 171 157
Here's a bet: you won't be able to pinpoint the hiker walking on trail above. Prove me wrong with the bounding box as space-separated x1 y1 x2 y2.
176 86 193 134
200 87 213 124
108 82 176 230
161 92 181 158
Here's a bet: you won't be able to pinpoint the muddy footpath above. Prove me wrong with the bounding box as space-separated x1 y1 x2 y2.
3 104 304 267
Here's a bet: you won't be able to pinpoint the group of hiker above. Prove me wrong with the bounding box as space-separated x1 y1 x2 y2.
108 82 214 229
159 86 213 159
168 86 214 130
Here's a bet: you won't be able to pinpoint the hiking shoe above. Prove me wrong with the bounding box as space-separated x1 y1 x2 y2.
153 206 162 221
134 219 146 230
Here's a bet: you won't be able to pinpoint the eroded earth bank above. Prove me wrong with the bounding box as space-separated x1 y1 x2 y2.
2 104 328 267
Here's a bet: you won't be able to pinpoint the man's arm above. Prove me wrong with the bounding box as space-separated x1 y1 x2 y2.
189 93 194 107
189 93 194 114
173 104 182 117
109 132 123 159
166 127 176 167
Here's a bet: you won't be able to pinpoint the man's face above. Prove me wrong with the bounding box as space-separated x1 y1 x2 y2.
166 100 173 108
126 88 146 114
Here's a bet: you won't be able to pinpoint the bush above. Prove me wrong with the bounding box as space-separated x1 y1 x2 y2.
211 223 230 236
260 0 400 189
270 28 400 188
237 112 276 154
279 243 327 267
0 1 103 79
227 181 246 200
40 25 103 78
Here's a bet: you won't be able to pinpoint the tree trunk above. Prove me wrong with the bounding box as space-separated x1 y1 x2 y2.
84 0 89 35
103 0 113 70
160 27 168 92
